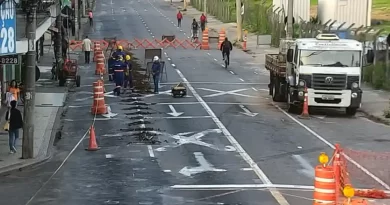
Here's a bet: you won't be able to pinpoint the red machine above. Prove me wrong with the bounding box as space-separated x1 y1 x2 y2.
59 58 81 87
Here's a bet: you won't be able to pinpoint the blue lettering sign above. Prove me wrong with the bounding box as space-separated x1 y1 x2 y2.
0 0 16 55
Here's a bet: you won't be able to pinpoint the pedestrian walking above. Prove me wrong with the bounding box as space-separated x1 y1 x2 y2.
5 100 23 154
200 13 207 32
88 10 93 26
177 11 183 27
151 56 161 94
82 36 92 64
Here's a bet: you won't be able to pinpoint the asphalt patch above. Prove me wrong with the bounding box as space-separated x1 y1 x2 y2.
122 106 150 110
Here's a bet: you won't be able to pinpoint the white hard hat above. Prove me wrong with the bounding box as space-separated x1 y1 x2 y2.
153 56 159 61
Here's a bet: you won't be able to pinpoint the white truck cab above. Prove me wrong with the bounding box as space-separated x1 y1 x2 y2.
284 34 372 115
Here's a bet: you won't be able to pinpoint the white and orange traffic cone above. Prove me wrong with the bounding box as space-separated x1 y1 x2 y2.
299 87 310 119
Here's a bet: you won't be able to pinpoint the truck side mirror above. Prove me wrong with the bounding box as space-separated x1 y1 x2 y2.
287 49 293 63
366 50 374 64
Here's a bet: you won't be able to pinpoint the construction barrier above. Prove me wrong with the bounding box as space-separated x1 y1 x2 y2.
201 28 210 50
95 52 106 75
218 28 226 50
69 38 202 51
331 144 390 199
93 42 102 62
91 81 107 115
313 164 337 205
314 151 373 205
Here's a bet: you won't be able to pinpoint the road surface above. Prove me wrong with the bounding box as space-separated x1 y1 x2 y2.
1 0 390 204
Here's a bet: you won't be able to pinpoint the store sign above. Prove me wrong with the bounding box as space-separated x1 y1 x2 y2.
0 54 18 64
0 0 16 55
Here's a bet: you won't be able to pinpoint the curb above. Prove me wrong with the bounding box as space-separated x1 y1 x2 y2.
0 154 52 175
359 110 390 125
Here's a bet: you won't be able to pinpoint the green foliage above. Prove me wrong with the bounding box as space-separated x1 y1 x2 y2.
363 63 390 90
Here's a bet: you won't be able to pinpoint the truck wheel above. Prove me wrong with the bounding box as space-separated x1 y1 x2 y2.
272 77 282 102
346 107 357 116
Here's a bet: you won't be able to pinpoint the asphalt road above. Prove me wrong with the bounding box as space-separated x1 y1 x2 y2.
1 0 390 204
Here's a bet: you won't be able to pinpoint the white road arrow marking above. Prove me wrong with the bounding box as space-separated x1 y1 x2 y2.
154 129 223 151
167 105 184 117
239 105 258 117
179 152 226 177
292 155 314 178
102 105 118 118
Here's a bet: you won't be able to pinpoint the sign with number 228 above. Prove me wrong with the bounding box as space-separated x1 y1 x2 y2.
0 0 16 55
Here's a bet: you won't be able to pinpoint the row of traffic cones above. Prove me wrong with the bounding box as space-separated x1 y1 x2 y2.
86 43 110 152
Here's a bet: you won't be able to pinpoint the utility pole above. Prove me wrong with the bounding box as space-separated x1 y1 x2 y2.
23 2 37 159
235 0 242 41
183 0 187 11
82 0 86 17
74 0 79 40
203 0 206 14
286 0 294 39
55 1 63 79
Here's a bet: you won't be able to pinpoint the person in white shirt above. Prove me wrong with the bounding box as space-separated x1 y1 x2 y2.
82 36 92 64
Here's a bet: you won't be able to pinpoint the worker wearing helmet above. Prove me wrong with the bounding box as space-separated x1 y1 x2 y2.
113 55 127 96
112 45 126 59
124 55 134 91
151 56 161 94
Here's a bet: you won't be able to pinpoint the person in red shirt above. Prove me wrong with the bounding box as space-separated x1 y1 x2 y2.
177 11 183 27
200 13 207 31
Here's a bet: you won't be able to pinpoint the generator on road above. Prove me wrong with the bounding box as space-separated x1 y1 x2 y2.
171 82 187 98
265 33 374 116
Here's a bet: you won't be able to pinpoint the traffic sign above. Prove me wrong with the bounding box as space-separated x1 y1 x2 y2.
0 0 16 55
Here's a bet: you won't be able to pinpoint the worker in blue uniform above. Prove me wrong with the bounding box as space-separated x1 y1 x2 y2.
113 56 127 96
124 55 134 91
112 45 126 59
108 56 116 81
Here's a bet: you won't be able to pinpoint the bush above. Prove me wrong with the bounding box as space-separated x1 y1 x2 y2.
363 63 390 90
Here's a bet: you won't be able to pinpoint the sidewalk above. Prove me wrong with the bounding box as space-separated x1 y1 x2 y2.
173 2 390 124
0 16 91 174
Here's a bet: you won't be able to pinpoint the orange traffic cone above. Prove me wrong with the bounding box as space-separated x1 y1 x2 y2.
299 87 310 119
86 125 100 151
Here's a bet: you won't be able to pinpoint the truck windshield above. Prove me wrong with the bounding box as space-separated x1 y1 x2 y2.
299 50 361 67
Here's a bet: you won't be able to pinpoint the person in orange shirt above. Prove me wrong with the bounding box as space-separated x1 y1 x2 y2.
8 80 20 102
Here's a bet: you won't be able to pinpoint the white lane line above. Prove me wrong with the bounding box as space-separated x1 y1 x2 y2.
171 184 314 190
147 145 155 157
105 154 114 159
213 58 218 62
241 168 253 171
163 170 172 173
144 116 212 119
239 78 244 82
252 87 258 91
171 64 176 67
167 57 171 61
273 103 390 190
159 82 268 85
174 68 290 205
207 53 211 55
229 71 235 75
